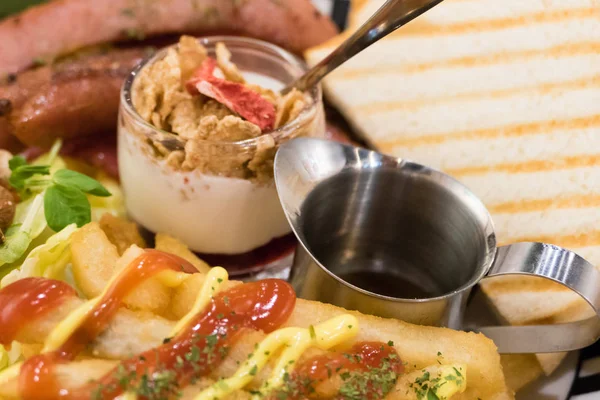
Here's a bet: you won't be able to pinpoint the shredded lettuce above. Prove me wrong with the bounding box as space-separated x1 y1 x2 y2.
1 224 78 288
0 194 47 267
89 171 125 221
0 144 65 267
1 141 122 267
32 139 64 171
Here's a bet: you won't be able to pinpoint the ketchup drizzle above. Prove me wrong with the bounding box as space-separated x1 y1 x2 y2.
0 249 401 400
267 342 404 400
17 250 197 400
0 249 296 400
0 278 76 347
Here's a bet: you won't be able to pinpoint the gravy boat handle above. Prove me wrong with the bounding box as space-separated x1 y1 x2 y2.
471 242 600 354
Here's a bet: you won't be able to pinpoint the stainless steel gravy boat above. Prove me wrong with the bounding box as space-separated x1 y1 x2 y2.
274 137 600 354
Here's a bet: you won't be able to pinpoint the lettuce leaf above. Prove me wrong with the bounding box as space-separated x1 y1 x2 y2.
89 172 125 221
0 194 47 267
1 224 78 288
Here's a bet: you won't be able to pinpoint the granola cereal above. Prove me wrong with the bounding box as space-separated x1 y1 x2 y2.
132 35 314 182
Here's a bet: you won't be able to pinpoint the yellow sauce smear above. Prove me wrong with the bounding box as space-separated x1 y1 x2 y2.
0 261 469 400
195 314 360 400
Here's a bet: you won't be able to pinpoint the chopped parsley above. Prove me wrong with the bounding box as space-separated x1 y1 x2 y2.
249 365 258 376
89 332 229 399
411 367 464 400
337 357 399 400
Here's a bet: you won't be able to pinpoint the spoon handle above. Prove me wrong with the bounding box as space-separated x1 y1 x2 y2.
283 0 445 94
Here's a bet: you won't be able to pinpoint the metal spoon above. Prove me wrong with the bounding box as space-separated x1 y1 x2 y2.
281 0 446 95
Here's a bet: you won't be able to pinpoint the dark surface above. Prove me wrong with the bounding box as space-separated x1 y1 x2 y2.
339 270 435 299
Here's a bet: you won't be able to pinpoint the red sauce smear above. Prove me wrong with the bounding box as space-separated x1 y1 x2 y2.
186 58 276 131
267 342 404 400
72 278 295 400
1 248 296 400
0 278 76 347
17 250 197 400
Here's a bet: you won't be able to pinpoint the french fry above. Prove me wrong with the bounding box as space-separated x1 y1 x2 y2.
117 245 172 315
0 300 508 400
155 233 210 273
71 224 171 315
71 222 120 298
98 213 146 255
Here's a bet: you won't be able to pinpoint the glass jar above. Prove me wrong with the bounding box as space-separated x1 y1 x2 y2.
118 36 325 277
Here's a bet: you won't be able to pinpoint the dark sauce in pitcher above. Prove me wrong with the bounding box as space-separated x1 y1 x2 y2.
339 270 436 299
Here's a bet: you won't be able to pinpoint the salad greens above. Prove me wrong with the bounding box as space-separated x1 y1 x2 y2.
0 194 46 266
0 224 78 288
0 140 112 267
9 141 111 232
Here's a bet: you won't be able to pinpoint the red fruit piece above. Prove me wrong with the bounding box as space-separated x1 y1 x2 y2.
186 58 276 132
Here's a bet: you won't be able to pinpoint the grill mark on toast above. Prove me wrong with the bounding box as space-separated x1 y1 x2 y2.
482 277 570 293
499 230 600 249
447 154 600 177
378 114 600 149
488 195 600 214
388 7 599 37
358 74 600 113
333 41 600 79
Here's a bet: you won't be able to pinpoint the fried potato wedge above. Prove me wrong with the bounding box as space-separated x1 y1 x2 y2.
7 294 174 360
169 274 239 320
71 223 172 314
98 213 146 255
14 297 83 345
155 233 210 273
93 308 174 359
0 359 118 399
117 245 172 315
71 222 120 298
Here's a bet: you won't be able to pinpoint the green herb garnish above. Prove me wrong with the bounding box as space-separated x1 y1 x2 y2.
7 140 111 232
309 325 316 340
338 358 399 400
249 365 258 376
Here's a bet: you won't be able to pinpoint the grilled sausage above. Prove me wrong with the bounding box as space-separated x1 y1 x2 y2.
0 0 337 76
0 48 147 148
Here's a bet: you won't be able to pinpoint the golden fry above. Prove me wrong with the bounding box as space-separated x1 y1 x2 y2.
155 233 211 273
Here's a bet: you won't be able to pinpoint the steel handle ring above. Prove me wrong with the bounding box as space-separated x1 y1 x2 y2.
471 242 600 354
